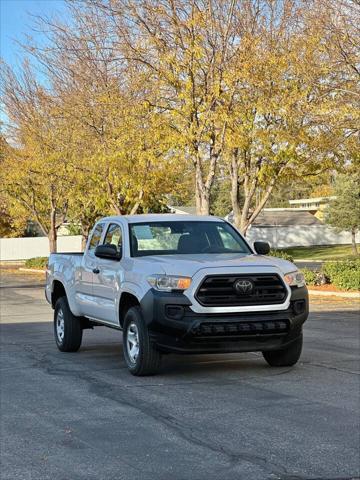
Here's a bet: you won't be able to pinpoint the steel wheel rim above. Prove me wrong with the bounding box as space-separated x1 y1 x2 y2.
126 322 140 364
56 309 65 343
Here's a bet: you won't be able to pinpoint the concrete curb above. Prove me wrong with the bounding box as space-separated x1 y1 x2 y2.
308 289 359 299
19 268 45 274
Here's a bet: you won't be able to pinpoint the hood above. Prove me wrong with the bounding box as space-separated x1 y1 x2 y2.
135 253 296 277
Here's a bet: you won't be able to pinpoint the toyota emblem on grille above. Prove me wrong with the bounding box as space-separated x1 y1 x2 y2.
234 279 254 294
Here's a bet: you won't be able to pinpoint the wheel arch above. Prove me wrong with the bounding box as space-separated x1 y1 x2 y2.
50 276 82 317
119 291 140 328
51 280 67 308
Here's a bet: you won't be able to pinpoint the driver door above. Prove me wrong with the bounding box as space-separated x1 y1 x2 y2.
91 223 124 324
75 222 105 318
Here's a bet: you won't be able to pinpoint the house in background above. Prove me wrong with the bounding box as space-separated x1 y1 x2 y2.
225 208 322 227
226 207 358 248
288 196 336 220
168 204 349 248
249 209 323 228
245 208 358 248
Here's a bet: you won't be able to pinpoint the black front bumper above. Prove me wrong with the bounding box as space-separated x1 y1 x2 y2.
140 287 309 354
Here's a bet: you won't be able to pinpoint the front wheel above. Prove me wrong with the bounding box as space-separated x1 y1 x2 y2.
54 297 82 352
123 306 161 376
262 334 303 367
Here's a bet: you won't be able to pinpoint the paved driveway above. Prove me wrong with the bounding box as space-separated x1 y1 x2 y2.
0 271 359 480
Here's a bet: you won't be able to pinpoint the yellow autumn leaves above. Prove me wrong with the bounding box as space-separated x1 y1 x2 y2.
1 0 358 249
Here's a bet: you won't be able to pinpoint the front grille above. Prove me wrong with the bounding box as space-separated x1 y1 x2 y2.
194 320 289 337
195 274 287 307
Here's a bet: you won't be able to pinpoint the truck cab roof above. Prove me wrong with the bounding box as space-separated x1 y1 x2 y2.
99 214 223 224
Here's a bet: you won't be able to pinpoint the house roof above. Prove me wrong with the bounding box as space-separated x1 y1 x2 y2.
169 205 197 215
251 210 323 227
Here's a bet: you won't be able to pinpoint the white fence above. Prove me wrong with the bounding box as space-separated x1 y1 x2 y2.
0 225 358 261
246 225 360 248
0 236 83 261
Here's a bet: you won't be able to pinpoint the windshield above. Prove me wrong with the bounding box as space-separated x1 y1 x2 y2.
129 221 251 257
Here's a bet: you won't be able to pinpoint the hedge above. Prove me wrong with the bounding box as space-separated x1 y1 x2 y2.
301 268 317 286
322 259 360 291
24 257 48 269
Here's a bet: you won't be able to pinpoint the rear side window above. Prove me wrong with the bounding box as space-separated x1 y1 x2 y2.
88 223 104 252
103 223 123 256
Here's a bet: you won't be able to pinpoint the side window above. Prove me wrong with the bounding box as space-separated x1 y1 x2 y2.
88 223 104 252
103 223 122 256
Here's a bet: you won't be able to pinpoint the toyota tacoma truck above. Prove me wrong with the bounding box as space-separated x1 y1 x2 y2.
45 215 308 376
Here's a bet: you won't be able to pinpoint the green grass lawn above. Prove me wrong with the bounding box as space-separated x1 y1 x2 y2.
281 244 359 261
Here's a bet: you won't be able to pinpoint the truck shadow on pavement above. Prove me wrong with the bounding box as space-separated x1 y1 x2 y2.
2 305 359 380
0 319 299 378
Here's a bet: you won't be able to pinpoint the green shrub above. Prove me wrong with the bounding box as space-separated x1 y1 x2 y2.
269 249 294 262
24 257 48 269
301 268 317 286
323 259 360 291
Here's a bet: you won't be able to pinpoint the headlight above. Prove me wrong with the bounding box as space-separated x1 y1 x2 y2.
147 274 192 292
284 271 306 288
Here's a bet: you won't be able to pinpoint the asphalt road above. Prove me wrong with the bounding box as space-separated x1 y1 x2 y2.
0 272 359 480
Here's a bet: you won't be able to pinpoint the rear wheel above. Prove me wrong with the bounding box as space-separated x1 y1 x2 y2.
123 306 161 376
262 334 303 367
54 297 82 352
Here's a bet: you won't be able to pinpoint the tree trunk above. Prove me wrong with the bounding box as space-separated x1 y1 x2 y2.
351 228 358 255
81 223 92 251
195 165 211 215
81 232 89 251
231 184 242 232
196 193 210 215
230 150 242 231
48 185 59 253
48 207 57 253
240 197 252 235
240 183 276 236
239 173 253 236
229 150 280 236
228 149 254 235
130 190 144 215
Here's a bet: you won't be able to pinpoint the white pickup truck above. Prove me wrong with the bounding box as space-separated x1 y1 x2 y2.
45 214 308 375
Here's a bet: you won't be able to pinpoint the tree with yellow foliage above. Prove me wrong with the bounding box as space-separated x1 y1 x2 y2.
90 0 239 214
1 67 74 251
222 1 344 233
2 0 358 246
2 12 183 249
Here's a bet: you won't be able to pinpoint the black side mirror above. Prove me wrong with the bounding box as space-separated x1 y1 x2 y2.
253 241 270 255
94 244 121 261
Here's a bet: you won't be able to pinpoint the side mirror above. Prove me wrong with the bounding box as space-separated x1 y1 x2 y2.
94 244 121 261
253 241 270 255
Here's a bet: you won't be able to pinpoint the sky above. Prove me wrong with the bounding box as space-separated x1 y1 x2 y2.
0 0 66 68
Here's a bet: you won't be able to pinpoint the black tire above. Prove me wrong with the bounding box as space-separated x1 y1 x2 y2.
123 306 161 376
54 297 83 352
262 334 303 367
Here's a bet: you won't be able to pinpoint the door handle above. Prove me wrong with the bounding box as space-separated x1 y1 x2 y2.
93 268 100 274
